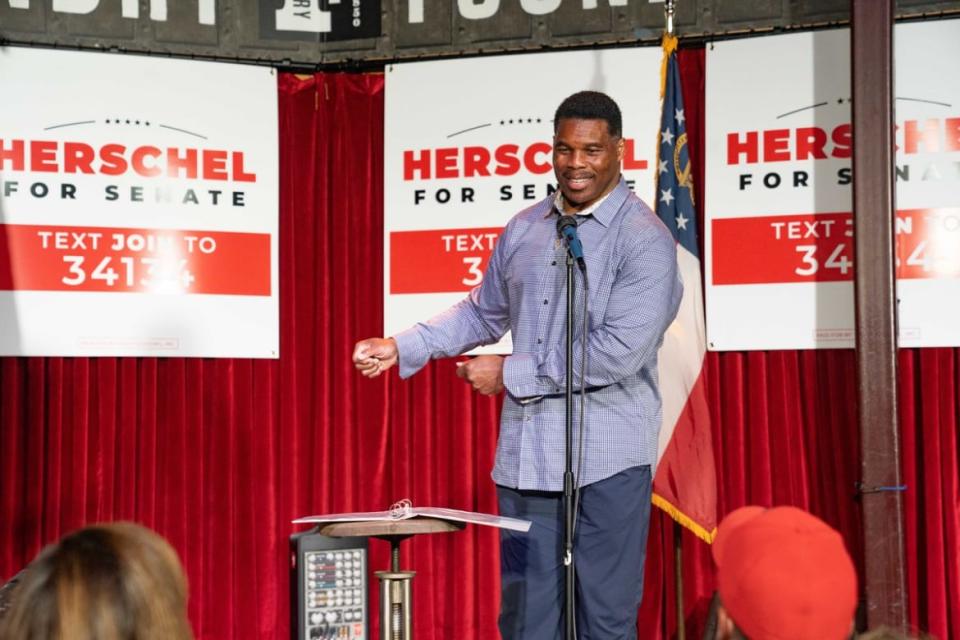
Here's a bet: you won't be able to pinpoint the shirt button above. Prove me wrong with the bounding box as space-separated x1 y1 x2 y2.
551 261 557 266
537 338 542 344
525 416 532 422
543 299 548 305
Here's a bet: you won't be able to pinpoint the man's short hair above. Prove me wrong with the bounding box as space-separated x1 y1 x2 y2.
554 91 622 138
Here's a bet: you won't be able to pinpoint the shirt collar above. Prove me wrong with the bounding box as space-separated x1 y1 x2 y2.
549 176 628 228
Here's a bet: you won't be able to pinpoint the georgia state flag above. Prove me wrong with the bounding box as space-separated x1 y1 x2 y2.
652 36 718 542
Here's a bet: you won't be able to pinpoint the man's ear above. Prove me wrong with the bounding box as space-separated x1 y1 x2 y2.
715 603 738 640
616 136 625 162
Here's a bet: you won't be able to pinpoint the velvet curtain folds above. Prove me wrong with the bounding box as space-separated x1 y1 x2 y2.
0 58 958 640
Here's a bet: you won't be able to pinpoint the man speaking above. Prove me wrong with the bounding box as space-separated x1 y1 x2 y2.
354 91 681 639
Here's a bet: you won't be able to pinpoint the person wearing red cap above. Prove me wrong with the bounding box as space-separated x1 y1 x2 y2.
709 505 858 640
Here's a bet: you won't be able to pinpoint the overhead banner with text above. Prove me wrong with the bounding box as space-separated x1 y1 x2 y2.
705 19 960 350
384 49 662 350
0 48 278 357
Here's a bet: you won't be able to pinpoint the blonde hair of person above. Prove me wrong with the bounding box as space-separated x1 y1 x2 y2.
0 522 194 640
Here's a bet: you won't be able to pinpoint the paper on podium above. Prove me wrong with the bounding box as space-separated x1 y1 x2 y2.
293 499 531 532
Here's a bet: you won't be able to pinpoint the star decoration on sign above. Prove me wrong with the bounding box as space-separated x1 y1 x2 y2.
658 159 668 174
676 212 689 230
675 109 685 125
661 128 675 145
660 188 675 205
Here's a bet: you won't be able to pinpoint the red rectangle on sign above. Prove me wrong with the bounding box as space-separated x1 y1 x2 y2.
712 212 855 285
711 208 960 285
0 224 271 295
390 227 503 294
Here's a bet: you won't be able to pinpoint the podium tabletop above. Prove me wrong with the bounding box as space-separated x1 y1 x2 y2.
316 517 465 539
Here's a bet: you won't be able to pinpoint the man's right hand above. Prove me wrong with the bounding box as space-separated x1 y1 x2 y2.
352 338 398 378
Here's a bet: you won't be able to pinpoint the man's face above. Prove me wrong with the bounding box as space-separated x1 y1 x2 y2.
553 117 624 212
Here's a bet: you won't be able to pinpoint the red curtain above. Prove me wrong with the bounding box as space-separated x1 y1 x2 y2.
1 58 958 640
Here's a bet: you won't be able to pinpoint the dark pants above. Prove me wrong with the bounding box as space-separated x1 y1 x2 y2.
497 465 653 640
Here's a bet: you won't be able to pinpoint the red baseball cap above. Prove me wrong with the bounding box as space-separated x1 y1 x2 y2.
713 506 858 640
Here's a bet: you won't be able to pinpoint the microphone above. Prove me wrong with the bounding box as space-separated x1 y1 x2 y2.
556 215 587 272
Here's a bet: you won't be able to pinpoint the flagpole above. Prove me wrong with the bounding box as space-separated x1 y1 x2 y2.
674 518 685 640
661 4 687 638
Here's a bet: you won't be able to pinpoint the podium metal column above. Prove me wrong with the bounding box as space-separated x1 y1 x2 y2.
376 536 414 640
376 570 414 639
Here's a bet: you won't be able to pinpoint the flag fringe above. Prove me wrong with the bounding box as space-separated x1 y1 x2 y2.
659 33 678 98
652 492 717 544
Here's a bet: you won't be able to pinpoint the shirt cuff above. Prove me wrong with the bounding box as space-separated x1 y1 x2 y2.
503 353 558 398
393 328 430 379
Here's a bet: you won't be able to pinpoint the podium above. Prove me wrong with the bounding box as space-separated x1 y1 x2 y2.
295 503 530 640
318 518 464 640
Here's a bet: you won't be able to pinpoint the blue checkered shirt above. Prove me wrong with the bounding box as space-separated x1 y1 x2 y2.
394 178 682 491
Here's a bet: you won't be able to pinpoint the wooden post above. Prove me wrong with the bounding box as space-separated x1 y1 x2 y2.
850 0 908 630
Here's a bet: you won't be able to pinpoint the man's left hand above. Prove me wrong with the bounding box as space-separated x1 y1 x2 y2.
455 355 505 396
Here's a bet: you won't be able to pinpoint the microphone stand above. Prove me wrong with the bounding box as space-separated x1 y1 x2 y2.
563 250 576 640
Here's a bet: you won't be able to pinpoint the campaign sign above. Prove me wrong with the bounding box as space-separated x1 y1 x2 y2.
0 48 279 357
384 48 663 351
706 20 960 350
